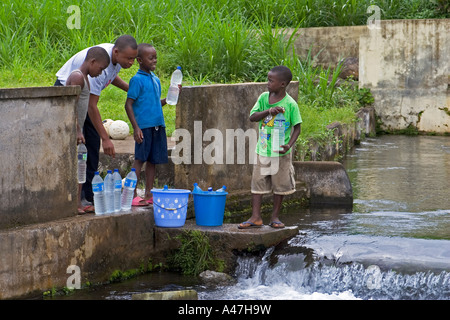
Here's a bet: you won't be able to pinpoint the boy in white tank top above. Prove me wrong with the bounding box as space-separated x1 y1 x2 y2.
66 47 110 214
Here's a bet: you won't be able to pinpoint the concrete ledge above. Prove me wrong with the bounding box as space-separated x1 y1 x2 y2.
155 220 299 272
0 205 299 299
0 86 80 99
0 208 154 299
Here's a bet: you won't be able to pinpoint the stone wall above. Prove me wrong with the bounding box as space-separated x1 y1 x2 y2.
0 87 80 229
289 19 450 134
359 19 450 133
289 25 367 68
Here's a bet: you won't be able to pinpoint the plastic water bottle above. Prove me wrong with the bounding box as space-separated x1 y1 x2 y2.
166 66 182 105
121 168 138 211
92 172 106 215
113 169 122 212
77 143 87 183
215 186 227 192
193 183 202 194
104 170 114 214
272 112 286 152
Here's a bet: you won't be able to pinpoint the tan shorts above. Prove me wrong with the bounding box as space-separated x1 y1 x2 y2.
251 152 296 195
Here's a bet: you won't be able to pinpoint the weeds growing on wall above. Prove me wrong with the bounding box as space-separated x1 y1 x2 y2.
169 230 224 276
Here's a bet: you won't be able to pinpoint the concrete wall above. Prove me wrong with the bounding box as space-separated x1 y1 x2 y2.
0 87 80 229
290 25 367 67
0 210 155 299
173 82 299 191
359 19 450 133
290 19 450 134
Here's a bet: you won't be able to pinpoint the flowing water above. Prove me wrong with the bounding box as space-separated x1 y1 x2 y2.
48 135 450 300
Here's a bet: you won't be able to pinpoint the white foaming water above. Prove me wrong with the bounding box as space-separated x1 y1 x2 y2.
199 239 450 300
199 248 361 300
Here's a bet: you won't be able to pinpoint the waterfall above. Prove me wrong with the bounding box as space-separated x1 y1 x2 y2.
200 247 450 300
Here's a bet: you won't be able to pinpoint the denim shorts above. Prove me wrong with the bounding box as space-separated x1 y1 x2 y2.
135 127 168 164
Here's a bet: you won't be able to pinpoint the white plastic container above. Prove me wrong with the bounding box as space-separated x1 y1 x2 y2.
121 168 138 211
77 143 87 183
113 169 122 212
272 112 286 152
92 171 106 215
104 170 114 213
166 66 182 105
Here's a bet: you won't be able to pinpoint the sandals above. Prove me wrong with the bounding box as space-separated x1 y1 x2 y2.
238 221 263 229
269 221 285 229
81 205 95 214
132 196 149 206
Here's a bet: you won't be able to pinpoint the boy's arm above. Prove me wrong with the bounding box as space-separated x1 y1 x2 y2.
278 123 301 154
112 75 129 92
87 94 115 158
249 106 284 122
124 97 143 144
66 73 85 145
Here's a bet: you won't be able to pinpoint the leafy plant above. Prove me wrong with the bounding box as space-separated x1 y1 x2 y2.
169 230 222 276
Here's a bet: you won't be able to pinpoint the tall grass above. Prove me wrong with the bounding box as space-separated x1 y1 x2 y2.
0 0 445 81
0 0 440 137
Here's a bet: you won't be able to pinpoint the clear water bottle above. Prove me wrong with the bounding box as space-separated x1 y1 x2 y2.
121 168 138 211
92 171 106 215
77 143 87 183
193 183 202 194
215 186 227 192
104 170 114 214
272 112 286 152
113 169 122 212
166 66 182 105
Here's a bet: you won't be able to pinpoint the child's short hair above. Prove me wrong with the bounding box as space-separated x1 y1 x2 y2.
270 65 293 84
137 43 154 58
114 35 138 51
86 46 110 64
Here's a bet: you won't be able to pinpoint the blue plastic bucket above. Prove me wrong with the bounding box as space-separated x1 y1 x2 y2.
151 186 191 228
193 190 228 226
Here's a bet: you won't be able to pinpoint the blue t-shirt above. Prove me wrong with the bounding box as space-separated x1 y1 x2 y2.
127 69 165 129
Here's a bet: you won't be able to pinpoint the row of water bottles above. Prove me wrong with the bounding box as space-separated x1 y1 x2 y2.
92 168 138 215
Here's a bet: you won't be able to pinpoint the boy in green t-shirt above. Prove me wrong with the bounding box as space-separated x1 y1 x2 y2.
238 66 302 229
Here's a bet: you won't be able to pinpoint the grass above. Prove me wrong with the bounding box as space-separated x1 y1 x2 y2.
0 0 442 139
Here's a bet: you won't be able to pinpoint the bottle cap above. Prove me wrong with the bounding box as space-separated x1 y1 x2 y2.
177 66 181 70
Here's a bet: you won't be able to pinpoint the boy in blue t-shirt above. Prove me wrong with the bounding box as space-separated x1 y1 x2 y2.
125 43 181 205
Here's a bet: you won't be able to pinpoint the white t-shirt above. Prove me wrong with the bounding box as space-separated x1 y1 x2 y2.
56 43 121 96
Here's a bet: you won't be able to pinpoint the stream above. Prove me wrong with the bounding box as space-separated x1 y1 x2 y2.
47 135 450 300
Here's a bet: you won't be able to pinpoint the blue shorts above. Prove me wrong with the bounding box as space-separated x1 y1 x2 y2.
135 127 168 164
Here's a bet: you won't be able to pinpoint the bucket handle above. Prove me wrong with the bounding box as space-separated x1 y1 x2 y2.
153 202 188 211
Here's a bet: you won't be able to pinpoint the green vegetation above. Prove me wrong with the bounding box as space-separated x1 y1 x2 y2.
0 0 443 138
169 230 224 275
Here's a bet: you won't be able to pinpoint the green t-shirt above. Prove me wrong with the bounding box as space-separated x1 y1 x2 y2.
250 92 302 157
